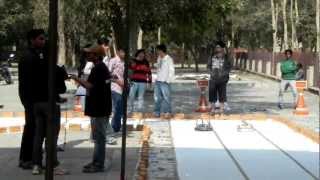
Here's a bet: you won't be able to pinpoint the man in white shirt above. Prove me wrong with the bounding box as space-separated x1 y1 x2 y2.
154 44 175 117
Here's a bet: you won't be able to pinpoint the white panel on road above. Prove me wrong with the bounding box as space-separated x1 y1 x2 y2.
250 120 319 178
171 120 319 180
212 120 318 180
171 121 245 180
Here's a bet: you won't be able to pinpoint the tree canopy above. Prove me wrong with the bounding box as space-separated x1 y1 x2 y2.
0 0 318 66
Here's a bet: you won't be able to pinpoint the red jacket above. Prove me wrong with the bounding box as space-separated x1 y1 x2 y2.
129 59 152 83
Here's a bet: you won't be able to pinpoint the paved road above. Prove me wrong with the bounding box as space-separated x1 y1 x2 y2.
1 70 318 132
0 131 141 180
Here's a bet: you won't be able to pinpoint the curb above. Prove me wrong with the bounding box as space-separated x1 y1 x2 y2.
271 116 319 144
0 112 318 144
134 125 151 180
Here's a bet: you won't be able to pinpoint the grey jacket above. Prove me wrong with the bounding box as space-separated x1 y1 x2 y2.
207 55 232 83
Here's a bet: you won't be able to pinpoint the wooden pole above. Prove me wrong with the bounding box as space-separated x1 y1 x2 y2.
120 0 131 179
46 0 58 180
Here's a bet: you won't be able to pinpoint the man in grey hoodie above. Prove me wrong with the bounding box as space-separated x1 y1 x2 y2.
207 42 232 115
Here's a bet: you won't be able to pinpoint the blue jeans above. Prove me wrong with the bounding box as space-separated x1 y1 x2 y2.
91 117 108 166
128 82 146 112
154 81 172 115
111 91 123 132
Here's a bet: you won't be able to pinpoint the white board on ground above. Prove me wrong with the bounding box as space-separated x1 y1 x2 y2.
171 121 245 180
212 120 318 180
171 120 319 180
250 120 319 178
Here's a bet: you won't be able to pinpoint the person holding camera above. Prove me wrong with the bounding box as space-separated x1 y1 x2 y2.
70 45 112 173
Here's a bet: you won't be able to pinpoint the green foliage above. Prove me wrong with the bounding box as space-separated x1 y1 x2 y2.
0 0 33 49
0 0 317 54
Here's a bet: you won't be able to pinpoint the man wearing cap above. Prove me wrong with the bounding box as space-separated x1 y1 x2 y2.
70 45 112 173
207 42 232 115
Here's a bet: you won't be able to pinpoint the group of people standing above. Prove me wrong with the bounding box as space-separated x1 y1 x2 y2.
17 28 302 176
71 43 176 172
17 28 177 174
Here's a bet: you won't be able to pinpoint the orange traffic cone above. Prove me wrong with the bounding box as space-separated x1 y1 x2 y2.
293 92 309 116
74 96 83 112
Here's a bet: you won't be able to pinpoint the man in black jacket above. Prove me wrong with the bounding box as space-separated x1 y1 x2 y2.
19 29 68 175
18 29 46 169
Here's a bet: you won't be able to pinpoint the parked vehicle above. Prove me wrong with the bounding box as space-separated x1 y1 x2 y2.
0 60 13 84
0 53 14 84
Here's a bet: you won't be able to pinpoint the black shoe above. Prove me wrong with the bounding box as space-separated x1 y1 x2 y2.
19 161 33 170
83 162 94 169
82 164 104 173
57 146 65 152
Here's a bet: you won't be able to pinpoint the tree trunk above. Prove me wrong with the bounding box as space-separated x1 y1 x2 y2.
110 2 125 50
58 0 66 65
317 0 320 54
271 0 278 52
189 47 199 72
290 0 294 48
271 0 279 74
137 27 143 49
317 0 320 87
282 0 288 50
158 27 161 45
181 43 185 68
290 0 298 49
130 10 138 53
295 0 301 48
65 37 76 67
295 0 299 25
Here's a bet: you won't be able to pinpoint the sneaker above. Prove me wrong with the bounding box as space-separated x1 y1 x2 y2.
210 104 216 114
164 113 172 119
32 165 42 175
54 167 69 175
57 145 65 152
19 161 33 170
278 103 283 109
153 113 160 118
215 102 220 108
83 162 94 169
82 164 104 173
224 103 231 111
219 108 224 116
106 137 117 145
105 161 112 171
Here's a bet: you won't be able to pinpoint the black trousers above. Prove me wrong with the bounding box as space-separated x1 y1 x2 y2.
209 80 227 103
19 103 35 163
32 102 60 167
